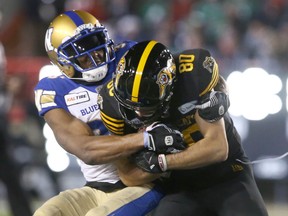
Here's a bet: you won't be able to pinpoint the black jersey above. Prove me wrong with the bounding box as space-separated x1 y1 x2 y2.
98 80 137 135
98 48 248 191
169 49 244 158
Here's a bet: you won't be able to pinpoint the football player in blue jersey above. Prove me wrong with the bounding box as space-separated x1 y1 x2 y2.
98 40 268 216
33 11 186 216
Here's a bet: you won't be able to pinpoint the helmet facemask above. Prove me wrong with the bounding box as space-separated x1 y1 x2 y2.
116 96 168 129
57 27 115 82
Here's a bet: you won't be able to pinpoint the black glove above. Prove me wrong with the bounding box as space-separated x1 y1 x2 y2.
132 150 167 173
143 122 187 154
197 91 230 122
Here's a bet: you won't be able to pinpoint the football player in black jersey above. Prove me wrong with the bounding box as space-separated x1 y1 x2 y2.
98 40 268 216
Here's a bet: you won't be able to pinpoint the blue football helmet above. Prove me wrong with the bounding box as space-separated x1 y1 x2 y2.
44 10 115 82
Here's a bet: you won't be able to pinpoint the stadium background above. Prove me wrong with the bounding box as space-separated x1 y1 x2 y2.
0 0 288 215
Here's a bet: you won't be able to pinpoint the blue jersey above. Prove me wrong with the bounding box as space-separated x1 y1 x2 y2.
34 41 137 183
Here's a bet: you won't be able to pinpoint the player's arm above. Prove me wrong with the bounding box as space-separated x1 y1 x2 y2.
165 49 228 168
44 108 185 166
44 108 144 165
165 110 228 170
133 111 228 173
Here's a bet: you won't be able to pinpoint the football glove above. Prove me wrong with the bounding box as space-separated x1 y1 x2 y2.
132 150 167 173
143 122 187 154
197 91 230 122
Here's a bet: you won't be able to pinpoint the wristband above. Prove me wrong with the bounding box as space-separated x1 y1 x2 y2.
158 154 168 172
143 131 149 148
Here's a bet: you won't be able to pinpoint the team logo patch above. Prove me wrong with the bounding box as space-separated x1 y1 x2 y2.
117 56 126 76
156 68 173 99
219 105 225 116
158 73 169 85
178 100 198 114
164 135 173 146
65 91 90 106
203 56 215 73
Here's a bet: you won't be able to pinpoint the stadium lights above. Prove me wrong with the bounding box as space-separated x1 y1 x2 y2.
43 123 70 172
253 157 288 180
287 79 288 113
39 65 70 172
226 67 282 121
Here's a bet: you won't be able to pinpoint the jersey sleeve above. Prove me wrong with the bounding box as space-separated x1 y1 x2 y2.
34 76 65 117
98 80 136 135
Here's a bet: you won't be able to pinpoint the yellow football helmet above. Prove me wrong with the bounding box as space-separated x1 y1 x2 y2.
44 10 115 82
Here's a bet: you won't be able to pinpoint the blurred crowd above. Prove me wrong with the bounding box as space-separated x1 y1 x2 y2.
1 0 288 79
0 0 288 215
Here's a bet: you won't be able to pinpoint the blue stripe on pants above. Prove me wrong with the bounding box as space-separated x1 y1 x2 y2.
107 186 164 216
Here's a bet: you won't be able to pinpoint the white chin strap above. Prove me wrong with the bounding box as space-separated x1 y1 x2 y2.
82 65 108 82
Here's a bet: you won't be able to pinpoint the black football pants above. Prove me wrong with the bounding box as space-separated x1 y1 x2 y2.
151 165 268 216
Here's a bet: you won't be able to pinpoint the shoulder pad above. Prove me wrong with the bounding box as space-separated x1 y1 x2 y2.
174 48 219 98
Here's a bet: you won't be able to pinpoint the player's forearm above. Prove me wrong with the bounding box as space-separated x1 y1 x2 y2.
62 132 145 165
45 109 145 165
166 136 228 170
166 112 228 170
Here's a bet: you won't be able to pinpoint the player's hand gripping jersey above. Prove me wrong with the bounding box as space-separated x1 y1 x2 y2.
34 41 136 184
99 47 248 190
